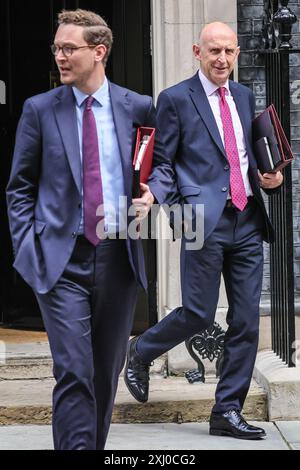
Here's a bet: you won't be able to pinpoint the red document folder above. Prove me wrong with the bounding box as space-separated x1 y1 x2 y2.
253 104 294 173
132 127 155 198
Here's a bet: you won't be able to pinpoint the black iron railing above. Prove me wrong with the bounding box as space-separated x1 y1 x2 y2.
261 0 298 366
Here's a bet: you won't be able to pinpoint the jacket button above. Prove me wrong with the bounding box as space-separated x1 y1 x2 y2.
224 165 230 171
222 187 228 192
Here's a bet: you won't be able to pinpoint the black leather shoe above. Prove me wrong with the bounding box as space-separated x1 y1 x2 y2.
124 337 150 403
209 410 266 440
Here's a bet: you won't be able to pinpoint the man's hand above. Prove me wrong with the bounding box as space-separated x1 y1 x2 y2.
133 183 155 222
258 170 283 189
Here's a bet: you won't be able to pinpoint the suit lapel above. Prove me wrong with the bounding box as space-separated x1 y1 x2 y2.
188 74 226 159
54 87 81 194
109 81 133 198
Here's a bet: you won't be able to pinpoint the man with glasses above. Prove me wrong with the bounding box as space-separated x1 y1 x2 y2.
7 9 172 450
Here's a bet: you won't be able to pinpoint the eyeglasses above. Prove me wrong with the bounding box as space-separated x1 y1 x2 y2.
50 44 97 57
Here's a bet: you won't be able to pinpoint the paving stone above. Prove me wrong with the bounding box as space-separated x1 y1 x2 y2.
0 423 290 451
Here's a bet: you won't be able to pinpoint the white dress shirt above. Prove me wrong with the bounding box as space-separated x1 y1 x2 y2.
73 78 126 234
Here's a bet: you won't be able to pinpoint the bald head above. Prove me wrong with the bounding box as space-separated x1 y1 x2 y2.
193 22 240 86
199 22 238 47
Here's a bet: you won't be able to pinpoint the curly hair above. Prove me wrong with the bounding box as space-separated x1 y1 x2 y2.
57 9 113 67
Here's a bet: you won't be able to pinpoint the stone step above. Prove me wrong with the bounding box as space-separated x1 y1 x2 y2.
0 329 268 425
0 359 53 380
0 374 267 425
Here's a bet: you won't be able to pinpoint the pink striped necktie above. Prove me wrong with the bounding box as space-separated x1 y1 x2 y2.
82 96 103 246
218 87 248 211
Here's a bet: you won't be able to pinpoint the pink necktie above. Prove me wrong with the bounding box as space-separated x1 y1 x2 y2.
218 87 248 211
83 96 103 246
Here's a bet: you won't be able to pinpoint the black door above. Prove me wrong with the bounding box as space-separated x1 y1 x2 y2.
0 0 156 333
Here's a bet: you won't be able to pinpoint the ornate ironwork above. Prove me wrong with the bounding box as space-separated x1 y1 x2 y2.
262 1 279 49
263 1 297 49
185 322 225 384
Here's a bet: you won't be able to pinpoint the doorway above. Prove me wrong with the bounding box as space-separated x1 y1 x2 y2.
0 0 156 333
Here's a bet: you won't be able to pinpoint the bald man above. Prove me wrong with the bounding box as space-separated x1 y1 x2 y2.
124 23 283 440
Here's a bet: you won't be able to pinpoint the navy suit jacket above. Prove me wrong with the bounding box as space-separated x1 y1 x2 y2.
6 82 173 294
156 73 275 243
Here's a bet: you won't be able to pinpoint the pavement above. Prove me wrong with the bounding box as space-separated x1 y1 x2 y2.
0 422 299 450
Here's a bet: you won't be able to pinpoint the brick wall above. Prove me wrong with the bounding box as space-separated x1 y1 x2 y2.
237 0 300 311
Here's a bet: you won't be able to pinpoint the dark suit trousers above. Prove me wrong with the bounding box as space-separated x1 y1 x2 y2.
36 236 137 450
137 202 264 413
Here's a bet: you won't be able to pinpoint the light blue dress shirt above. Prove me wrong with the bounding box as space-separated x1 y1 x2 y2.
73 78 126 234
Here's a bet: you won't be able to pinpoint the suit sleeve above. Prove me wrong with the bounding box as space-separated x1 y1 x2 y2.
6 98 41 255
147 91 181 206
143 96 176 205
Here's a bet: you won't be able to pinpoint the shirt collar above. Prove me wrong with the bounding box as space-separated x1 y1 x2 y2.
72 77 109 107
198 69 230 97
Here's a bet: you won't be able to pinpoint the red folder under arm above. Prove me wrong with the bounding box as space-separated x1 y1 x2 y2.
132 127 155 198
